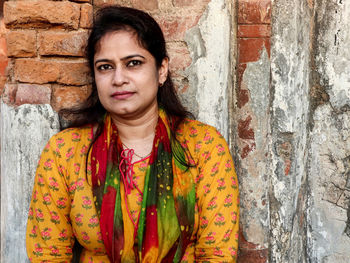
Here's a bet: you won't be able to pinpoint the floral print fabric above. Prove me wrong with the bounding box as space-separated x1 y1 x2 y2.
26 119 239 262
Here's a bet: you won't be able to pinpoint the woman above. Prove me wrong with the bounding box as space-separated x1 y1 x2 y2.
26 5 239 263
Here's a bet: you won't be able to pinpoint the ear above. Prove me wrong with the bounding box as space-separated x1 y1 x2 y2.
158 57 169 86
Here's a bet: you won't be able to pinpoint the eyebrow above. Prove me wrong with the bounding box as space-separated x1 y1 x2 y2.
94 54 146 65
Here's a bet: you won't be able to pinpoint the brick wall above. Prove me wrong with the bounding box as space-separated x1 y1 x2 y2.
0 16 7 94
3 0 93 108
2 0 212 111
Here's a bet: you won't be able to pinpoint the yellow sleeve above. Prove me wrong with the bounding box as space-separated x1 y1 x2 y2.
26 134 74 262
194 125 239 262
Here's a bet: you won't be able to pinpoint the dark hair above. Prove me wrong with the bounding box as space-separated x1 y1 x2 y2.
60 5 192 131
68 7 193 261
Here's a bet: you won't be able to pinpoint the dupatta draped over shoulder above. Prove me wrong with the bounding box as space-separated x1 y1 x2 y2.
90 109 196 262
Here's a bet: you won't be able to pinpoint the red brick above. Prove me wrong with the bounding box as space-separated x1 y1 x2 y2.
238 116 255 140
238 25 271 38
0 35 7 57
173 0 211 8
2 83 17 105
156 14 202 41
241 143 256 159
237 63 248 108
238 229 268 263
173 0 197 7
6 31 36 58
238 38 270 63
172 76 190 94
0 58 8 76
131 0 158 10
15 84 51 105
4 1 80 29
94 0 119 7
0 76 7 95
39 31 89 57
14 59 91 85
238 0 271 24
167 42 192 74
80 4 93 29
70 0 91 2
238 249 268 263
51 84 91 111
238 89 249 109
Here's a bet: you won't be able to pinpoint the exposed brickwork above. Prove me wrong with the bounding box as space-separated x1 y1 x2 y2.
0 19 8 95
166 42 192 76
73 0 91 3
14 59 90 85
130 0 159 11
2 83 17 105
80 4 94 29
4 1 81 30
236 0 271 262
156 14 202 42
15 84 51 105
238 0 271 24
6 30 37 58
238 25 271 38
39 31 89 57
51 84 91 111
2 0 94 110
2 0 209 109
238 230 269 263
238 38 270 63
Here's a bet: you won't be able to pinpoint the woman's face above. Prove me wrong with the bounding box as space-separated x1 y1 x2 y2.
94 30 168 121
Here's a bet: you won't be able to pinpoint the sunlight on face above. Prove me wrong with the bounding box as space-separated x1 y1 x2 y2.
94 30 168 121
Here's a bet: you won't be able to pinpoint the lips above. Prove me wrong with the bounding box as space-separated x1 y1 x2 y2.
111 91 135 100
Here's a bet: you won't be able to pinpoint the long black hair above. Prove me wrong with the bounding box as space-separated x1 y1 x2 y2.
60 5 192 132
68 6 194 260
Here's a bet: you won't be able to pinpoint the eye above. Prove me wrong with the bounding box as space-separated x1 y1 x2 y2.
96 64 113 71
127 60 142 67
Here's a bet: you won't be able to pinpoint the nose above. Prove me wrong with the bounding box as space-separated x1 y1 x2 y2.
112 67 128 86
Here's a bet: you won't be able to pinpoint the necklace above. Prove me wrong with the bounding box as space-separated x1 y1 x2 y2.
121 142 152 159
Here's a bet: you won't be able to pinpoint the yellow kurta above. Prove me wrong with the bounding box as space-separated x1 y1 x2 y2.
26 119 239 262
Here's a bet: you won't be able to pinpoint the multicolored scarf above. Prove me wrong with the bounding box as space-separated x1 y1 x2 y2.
91 109 195 262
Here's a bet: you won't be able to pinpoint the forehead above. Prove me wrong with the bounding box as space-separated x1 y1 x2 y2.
94 30 147 57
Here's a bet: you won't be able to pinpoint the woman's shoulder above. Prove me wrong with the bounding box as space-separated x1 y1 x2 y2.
177 118 225 141
45 125 93 156
50 125 93 142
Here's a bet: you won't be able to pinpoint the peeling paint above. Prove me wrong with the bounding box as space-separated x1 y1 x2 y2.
308 104 350 262
270 0 313 261
236 44 271 248
184 0 231 140
0 103 59 262
315 1 350 110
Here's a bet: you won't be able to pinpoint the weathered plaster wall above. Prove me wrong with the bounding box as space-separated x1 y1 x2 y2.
236 0 350 262
0 104 59 262
235 0 271 261
269 0 312 261
308 0 350 262
184 0 232 139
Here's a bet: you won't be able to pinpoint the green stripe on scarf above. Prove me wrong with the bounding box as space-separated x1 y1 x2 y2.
91 109 195 262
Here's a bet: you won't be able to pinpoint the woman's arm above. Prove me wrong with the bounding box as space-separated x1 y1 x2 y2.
26 135 74 262
194 125 239 262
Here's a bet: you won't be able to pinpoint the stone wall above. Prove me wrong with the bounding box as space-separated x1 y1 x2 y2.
1 0 350 262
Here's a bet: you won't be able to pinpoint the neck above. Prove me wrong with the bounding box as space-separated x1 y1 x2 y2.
111 105 158 146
